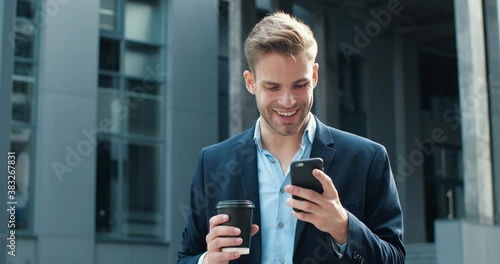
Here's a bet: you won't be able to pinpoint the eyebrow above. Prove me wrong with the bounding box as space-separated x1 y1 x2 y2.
261 78 309 86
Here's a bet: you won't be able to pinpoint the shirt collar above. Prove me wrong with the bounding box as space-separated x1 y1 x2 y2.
253 114 317 152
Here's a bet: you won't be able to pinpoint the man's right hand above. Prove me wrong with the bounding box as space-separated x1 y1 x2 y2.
204 214 259 264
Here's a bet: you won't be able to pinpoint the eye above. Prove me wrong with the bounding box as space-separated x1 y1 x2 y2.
266 86 279 91
294 83 308 89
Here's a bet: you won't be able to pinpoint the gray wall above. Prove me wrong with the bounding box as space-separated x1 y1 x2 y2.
164 0 219 263
32 0 100 263
435 220 500 264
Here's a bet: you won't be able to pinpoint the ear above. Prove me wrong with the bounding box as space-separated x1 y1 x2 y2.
312 63 319 89
243 70 256 95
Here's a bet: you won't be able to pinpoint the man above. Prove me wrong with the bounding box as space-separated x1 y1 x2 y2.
178 12 405 264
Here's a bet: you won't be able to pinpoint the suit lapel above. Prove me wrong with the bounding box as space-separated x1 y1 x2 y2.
235 127 262 263
293 117 337 253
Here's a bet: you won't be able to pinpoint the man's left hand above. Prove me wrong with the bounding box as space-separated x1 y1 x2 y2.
285 169 348 244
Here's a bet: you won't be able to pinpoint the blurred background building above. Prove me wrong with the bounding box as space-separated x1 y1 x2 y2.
0 0 499 263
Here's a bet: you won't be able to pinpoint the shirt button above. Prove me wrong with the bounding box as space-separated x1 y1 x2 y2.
280 188 284 193
279 257 285 263
278 223 284 228
270 158 276 163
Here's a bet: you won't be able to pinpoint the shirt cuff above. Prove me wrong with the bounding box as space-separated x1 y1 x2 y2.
197 252 208 264
329 236 347 258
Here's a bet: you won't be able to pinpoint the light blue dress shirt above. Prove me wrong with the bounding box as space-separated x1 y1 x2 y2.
253 116 316 264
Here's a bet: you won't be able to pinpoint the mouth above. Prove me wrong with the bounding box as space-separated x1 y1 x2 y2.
275 108 299 117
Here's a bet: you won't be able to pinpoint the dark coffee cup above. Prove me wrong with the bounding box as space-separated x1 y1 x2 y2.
216 200 255 255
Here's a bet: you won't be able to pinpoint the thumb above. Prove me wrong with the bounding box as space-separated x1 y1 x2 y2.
250 224 259 236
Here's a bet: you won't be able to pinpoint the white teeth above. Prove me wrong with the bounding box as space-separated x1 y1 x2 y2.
276 109 297 116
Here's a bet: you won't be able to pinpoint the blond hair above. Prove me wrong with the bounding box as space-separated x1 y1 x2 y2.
244 12 318 73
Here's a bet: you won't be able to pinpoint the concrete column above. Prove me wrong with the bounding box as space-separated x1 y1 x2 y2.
392 37 426 242
0 0 15 262
454 0 494 223
34 0 100 263
363 38 396 159
315 11 340 128
270 0 293 14
166 0 219 263
484 0 500 224
229 0 257 136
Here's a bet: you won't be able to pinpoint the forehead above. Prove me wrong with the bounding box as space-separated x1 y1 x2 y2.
254 52 312 81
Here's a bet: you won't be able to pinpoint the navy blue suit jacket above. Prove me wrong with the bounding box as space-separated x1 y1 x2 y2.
178 118 405 263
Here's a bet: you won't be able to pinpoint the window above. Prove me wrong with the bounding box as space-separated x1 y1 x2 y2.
96 0 166 240
424 146 464 241
9 0 39 232
338 55 367 137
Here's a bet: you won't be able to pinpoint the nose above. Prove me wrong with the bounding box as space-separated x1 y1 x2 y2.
278 90 296 108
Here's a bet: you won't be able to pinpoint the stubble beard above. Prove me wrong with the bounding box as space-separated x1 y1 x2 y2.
259 103 311 137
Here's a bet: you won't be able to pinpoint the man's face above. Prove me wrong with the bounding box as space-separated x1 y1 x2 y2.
244 52 318 137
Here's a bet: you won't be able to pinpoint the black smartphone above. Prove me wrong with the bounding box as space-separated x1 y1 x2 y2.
290 158 324 212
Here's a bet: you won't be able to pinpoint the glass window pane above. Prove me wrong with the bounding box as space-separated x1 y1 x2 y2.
97 90 122 134
14 20 35 59
99 38 120 72
96 138 120 234
125 0 161 43
126 78 160 96
126 97 161 138
123 142 162 238
100 0 118 31
14 36 34 58
15 20 35 37
99 74 120 90
16 0 35 19
124 43 160 78
9 128 32 230
14 61 34 77
12 80 33 123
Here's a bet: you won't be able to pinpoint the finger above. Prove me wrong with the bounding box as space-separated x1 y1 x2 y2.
292 210 315 223
209 214 230 230
284 184 322 202
207 236 243 252
250 224 259 236
285 197 319 213
206 225 241 243
312 169 338 198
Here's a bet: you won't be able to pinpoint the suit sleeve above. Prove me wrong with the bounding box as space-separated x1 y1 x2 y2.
340 146 406 263
177 150 210 264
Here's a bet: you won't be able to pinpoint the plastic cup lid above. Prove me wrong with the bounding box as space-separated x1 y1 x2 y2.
216 200 255 209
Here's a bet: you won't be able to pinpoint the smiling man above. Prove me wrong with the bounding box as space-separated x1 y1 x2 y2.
178 12 405 264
